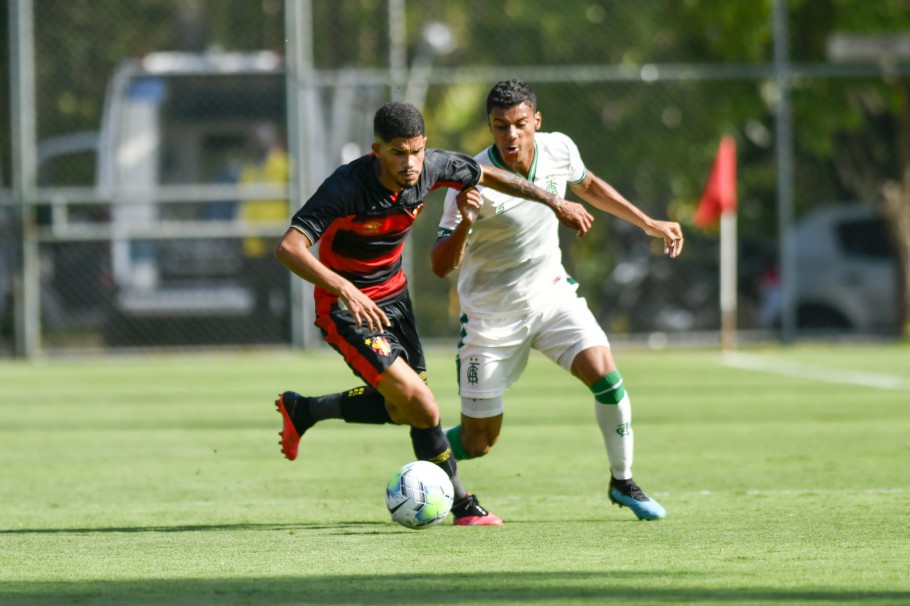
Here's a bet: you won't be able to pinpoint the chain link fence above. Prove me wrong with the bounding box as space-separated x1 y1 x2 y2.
1 0 907 356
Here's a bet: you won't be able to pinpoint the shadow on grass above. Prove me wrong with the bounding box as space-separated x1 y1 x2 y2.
0 518 639 535
0 521 394 535
2 573 908 606
3 524 907 605
0 518 642 538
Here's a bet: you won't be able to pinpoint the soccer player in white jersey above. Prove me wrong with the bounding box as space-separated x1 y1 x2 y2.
431 80 684 520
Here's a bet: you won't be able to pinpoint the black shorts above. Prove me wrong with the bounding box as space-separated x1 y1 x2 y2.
315 290 426 388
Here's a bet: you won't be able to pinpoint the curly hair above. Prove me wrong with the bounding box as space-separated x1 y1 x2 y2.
373 101 426 142
486 79 537 115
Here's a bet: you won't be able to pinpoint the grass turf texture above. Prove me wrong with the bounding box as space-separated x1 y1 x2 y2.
1 344 908 605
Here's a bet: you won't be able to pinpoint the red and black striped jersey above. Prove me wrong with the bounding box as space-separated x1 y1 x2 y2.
290 149 482 306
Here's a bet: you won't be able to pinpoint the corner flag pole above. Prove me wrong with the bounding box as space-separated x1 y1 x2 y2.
719 207 737 351
694 136 738 351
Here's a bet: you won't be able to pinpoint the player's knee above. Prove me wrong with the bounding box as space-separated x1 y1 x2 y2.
387 394 439 428
458 396 503 457
591 370 626 404
406 406 440 428
461 395 504 420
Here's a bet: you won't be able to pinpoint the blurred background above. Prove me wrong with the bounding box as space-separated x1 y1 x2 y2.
1 0 909 357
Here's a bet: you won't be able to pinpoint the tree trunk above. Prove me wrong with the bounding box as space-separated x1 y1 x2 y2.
880 167 910 339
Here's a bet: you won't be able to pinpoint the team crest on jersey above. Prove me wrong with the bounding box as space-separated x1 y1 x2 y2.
364 336 392 356
546 179 558 194
360 220 383 234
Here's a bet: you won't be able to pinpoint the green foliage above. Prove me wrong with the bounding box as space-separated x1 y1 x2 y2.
5 0 910 336
1 345 909 604
27 0 285 141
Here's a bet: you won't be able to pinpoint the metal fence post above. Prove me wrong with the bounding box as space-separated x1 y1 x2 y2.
9 0 40 358
773 0 797 344
388 0 407 101
285 0 319 349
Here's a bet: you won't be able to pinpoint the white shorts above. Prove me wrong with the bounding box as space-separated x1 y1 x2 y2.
457 282 609 415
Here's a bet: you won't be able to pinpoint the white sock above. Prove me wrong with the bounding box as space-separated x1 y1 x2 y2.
594 392 634 480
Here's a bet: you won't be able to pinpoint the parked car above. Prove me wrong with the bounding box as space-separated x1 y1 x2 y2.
601 204 898 336
785 204 898 332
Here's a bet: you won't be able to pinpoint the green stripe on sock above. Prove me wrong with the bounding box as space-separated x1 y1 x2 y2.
445 425 472 460
591 370 626 404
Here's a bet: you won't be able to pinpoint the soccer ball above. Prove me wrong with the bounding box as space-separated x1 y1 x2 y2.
385 460 454 529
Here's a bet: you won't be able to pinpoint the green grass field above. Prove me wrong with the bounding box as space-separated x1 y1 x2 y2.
1 343 908 605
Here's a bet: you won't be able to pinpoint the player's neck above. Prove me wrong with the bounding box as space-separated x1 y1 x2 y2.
373 156 405 194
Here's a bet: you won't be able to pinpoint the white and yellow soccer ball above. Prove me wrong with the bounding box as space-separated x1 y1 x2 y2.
385 460 454 529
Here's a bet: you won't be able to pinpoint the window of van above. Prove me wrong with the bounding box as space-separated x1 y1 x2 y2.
836 217 893 260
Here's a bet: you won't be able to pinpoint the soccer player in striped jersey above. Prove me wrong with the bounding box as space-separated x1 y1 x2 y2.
274 101 593 526
431 80 684 520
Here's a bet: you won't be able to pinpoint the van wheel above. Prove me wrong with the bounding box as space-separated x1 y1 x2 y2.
797 304 852 330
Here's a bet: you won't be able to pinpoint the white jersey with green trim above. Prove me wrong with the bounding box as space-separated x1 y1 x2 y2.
438 131 587 318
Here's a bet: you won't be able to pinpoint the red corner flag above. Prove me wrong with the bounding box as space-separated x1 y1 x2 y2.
694 136 737 229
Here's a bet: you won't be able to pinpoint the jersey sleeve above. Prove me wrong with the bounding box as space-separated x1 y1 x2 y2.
437 186 462 237
289 178 347 244
552 131 587 184
425 149 483 192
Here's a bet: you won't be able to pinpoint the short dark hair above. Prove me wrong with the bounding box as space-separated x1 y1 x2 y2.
373 101 425 142
486 79 537 115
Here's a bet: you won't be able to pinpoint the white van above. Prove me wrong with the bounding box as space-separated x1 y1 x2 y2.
38 50 378 344
788 204 898 332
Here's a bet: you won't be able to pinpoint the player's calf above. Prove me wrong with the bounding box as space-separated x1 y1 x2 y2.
445 425 497 460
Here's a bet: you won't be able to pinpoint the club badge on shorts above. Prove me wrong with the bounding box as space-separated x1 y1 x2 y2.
364 336 392 356
466 357 480 385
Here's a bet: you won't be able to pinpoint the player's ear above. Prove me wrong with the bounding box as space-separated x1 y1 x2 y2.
534 111 542 131
371 141 381 155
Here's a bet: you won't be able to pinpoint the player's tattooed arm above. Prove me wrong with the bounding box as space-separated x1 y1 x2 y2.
478 165 593 236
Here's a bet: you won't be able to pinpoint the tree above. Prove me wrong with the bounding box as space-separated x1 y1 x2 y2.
786 0 910 336
414 0 910 336
6 0 910 339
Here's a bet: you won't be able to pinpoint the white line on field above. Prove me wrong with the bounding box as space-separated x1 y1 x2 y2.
721 351 910 391
499 488 907 501
742 488 906 495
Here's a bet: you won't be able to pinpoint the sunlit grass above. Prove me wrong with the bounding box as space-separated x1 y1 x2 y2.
1 344 908 605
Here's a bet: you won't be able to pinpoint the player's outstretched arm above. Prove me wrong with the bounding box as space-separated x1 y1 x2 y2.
275 228 390 331
569 172 684 258
479 165 594 237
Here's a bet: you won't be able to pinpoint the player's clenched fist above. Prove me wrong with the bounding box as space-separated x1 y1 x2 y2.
455 187 483 225
554 199 594 237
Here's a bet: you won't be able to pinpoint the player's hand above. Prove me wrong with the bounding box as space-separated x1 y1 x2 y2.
337 282 390 332
645 220 684 258
455 187 482 225
554 200 594 237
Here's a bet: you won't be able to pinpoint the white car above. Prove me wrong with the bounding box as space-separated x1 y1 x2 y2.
788 205 898 332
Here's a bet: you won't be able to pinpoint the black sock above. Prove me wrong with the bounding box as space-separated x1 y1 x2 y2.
410 424 467 501
340 386 391 424
308 386 391 424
